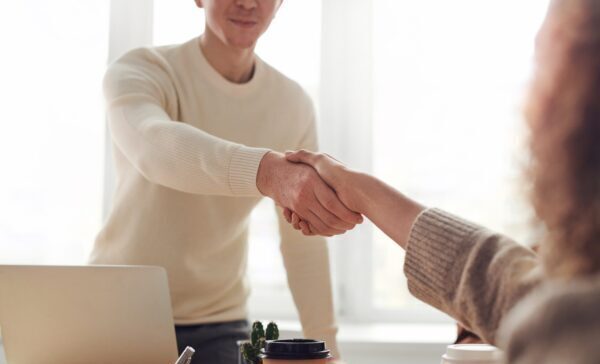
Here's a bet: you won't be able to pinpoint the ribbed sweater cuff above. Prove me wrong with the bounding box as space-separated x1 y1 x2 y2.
228 146 271 196
404 208 480 311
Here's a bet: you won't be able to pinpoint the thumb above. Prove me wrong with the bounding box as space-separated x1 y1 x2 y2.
285 149 316 165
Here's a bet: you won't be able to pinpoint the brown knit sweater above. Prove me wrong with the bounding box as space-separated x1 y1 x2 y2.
404 208 600 364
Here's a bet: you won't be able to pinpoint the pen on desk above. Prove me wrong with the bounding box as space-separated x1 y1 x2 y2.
175 346 195 364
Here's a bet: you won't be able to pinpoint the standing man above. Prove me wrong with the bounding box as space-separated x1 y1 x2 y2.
90 0 360 363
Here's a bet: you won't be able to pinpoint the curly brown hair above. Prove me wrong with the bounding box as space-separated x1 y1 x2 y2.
527 0 600 278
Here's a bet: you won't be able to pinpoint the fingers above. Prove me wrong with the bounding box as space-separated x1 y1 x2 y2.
283 206 316 234
310 193 354 231
298 220 315 236
291 211 301 230
314 184 363 226
305 209 345 237
287 211 323 237
285 149 318 166
283 207 293 223
286 211 315 236
284 188 361 236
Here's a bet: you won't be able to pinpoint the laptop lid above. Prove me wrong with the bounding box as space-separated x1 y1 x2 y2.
0 265 178 364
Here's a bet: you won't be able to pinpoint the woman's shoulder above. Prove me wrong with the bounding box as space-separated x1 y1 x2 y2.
499 275 600 364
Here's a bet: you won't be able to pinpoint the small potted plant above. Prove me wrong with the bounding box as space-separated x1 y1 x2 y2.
241 321 280 364
241 321 331 364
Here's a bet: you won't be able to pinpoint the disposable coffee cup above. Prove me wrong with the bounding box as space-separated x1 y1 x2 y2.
441 344 504 364
260 339 331 364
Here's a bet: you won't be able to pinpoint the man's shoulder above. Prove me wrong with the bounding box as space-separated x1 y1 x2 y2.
109 41 187 74
110 36 198 74
103 42 189 103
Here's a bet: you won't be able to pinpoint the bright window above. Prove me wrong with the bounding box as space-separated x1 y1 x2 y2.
370 0 549 312
0 1 108 265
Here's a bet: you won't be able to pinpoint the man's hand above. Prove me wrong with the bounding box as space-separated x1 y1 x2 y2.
285 150 363 212
256 151 362 236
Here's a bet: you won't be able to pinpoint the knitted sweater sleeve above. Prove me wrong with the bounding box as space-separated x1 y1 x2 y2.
104 48 270 196
404 208 543 344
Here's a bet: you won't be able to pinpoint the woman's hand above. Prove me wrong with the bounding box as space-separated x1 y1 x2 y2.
286 150 363 212
283 149 425 248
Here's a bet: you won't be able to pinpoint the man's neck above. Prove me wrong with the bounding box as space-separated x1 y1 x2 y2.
199 29 256 84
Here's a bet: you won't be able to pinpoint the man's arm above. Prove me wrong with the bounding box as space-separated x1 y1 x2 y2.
105 50 268 196
108 98 270 196
275 204 340 358
105 51 361 233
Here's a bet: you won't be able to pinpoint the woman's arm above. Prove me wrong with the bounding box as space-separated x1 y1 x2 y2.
284 150 424 249
284 150 543 344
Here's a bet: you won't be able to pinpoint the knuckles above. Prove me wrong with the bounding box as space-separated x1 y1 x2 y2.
289 166 317 206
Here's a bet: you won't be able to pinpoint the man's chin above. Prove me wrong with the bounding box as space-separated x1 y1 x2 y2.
225 34 259 50
231 40 257 50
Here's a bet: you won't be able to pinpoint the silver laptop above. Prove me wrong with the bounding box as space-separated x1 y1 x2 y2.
0 265 178 364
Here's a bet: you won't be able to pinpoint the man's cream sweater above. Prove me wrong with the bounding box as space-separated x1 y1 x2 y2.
89 37 338 355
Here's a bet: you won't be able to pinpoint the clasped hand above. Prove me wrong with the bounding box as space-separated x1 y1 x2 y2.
256 151 362 237
256 150 362 237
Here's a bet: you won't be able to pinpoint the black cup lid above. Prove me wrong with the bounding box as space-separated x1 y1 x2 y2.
259 339 331 360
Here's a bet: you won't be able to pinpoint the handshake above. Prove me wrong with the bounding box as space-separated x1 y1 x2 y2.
256 150 365 237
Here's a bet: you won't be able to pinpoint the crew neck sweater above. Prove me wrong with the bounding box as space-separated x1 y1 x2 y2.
89 37 338 355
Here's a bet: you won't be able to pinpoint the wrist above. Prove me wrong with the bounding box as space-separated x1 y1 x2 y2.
256 151 282 197
349 170 374 214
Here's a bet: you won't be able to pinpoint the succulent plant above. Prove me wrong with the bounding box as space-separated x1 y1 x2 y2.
241 320 279 364
251 321 264 346
265 322 279 341
241 342 260 364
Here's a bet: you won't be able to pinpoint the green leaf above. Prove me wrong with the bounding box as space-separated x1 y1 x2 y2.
251 330 260 347
251 321 265 346
265 322 279 340
257 337 266 350
241 342 259 363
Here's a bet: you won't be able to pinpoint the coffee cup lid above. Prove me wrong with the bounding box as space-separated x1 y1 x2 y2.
443 344 504 361
260 339 331 360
